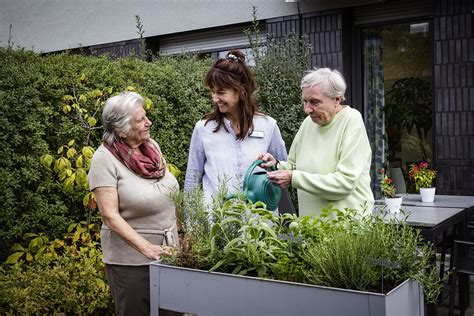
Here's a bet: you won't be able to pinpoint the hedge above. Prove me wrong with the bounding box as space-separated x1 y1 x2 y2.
0 32 309 261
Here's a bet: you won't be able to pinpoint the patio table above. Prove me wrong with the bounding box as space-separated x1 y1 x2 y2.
374 197 474 316
378 194 474 209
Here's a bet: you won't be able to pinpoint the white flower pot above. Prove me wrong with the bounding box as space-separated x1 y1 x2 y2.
384 197 403 214
420 187 436 202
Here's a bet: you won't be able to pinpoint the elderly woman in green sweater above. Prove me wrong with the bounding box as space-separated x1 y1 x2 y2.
257 68 374 216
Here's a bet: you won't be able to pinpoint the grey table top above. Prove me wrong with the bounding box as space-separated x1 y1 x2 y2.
375 194 474 209
373 205 466 228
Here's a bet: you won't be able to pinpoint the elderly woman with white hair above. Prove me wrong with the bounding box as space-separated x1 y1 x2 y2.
257 68 374 216
88 91 178 315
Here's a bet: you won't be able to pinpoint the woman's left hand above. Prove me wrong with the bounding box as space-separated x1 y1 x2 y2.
267 170 292 188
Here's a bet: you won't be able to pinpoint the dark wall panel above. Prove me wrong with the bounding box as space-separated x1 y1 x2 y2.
433 0 474 195
266 10 345 72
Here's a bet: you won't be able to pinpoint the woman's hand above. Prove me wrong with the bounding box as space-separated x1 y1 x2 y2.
267 170 293 188
142 243 175 260
255 153 277 169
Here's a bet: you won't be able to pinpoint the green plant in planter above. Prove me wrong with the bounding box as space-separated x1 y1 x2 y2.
164 189 442 303
300 212 442 303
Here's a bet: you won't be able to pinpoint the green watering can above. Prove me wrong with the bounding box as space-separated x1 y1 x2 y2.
242 159 281 211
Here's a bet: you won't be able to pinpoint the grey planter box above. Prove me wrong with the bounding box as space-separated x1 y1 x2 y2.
150 262 424 316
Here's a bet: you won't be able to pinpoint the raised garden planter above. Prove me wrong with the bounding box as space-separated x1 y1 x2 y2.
150 262 424 316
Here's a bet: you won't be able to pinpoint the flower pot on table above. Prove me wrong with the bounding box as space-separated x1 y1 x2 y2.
420 187 436 202
384 196 403 213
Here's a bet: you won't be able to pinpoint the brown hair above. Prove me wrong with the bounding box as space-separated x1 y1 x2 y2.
203 49 258 140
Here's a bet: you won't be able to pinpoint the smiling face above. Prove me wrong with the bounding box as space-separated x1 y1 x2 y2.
123 105 152 148
210 87 240 117
302 85 342 126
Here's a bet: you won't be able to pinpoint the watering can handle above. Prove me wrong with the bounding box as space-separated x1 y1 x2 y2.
244 159 276 189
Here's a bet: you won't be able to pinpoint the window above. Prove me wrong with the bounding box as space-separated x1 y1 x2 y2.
363 21 433 194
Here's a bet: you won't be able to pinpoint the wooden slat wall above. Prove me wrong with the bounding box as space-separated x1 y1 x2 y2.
433 0 474 195
266 10 345 72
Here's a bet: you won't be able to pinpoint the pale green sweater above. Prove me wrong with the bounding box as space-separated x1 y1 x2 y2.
279 106 374 216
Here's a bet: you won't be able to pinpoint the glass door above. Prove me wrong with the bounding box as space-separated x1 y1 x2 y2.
362 21 432 196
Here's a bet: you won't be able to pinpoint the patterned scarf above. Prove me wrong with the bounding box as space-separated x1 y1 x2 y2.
104 140 166 179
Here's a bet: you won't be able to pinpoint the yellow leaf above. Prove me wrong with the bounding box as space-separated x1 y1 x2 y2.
92 89 103 98
67 147 77 158
40 154 53 169
82 146 94 158
68 139 75 146
167 163 181 177
58 157 67 171
76 155 83 168
126 86 135 91
144 98 153 110
87 117 97 127
26 252 33 262
79 95 87 103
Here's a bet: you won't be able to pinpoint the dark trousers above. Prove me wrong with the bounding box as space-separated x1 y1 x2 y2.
105 264 150 316
105 264 183 316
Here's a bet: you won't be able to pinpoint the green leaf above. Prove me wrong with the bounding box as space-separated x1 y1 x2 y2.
11 243 25 252
209 259 226 272
6 252 24 264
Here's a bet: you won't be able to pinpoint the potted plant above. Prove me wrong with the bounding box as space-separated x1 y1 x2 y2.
379 169 402 213
149 188 441 316
409 162 437 202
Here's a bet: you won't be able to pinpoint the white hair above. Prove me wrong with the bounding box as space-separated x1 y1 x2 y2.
102 92 144 145
301 68 347 101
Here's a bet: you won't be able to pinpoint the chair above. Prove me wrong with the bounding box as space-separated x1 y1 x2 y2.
448 239 474 316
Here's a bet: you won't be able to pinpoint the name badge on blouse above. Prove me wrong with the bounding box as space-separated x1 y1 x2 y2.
250 130 265 138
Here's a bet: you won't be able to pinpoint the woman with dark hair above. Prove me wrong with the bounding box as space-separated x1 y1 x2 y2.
184 49 287 203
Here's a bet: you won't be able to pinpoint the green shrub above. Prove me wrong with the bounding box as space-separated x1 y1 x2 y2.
1 221 113 314
0 255 113 314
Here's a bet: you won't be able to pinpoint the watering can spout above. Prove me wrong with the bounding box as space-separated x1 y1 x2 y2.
242 159 281 211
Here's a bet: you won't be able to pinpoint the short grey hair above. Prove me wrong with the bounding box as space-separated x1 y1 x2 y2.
301 68 347 101
102 92 144 145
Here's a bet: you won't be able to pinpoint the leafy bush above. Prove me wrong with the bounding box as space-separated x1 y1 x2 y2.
0 221 113 314
246 8 311 149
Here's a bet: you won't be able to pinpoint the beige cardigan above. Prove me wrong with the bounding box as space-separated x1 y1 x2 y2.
88 140 179 265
